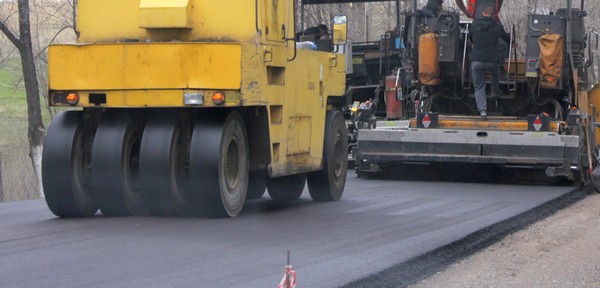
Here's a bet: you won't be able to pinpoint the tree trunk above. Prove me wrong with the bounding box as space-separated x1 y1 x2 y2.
16 0 46 199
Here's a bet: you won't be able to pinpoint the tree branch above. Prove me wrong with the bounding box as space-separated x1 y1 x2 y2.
0 20 23 50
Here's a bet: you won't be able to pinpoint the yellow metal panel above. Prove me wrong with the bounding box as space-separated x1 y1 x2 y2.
48 43 242 90
139 0 191 28
239 45 267 106
77 0 258 43
287 116 312 155
588 84 600 145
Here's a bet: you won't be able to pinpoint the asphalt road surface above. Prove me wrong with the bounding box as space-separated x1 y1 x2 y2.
0 169 578 288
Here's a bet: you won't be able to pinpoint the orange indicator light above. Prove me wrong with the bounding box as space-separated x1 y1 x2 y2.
66 93 79 105
212 92 225 105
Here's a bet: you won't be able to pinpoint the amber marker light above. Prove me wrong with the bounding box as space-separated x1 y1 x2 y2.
212 92 225 105
66 92 79 105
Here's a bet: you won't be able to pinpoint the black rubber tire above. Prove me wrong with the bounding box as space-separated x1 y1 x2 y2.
190 111 248 217
168 114 197 215
42 111 98 217
307 110 348 201
92 112 146 216
266 173 306 202
139 113 197 216
246 171 267 200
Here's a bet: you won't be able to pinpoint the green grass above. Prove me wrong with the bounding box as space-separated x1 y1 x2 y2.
0 58 39 201
0 60 26 109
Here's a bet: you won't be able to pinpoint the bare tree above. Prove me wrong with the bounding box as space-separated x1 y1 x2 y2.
0 0 45 198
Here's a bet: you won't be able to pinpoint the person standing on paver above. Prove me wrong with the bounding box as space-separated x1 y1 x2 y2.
469 6 510 120
456 0 508 80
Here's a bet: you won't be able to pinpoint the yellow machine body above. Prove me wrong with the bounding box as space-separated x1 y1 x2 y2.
76 0 256 42
47 0 346 177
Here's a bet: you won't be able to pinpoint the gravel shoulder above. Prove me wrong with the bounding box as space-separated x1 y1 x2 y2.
410 193 600 288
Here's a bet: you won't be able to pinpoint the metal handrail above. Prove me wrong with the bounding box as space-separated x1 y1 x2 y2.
506 24 518 92
461 22 470 90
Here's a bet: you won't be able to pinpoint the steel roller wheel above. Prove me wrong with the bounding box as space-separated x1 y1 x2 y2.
42 111 98 217
266 173 306 202
139 112 197 216
307 110 348 201
190 111 249 217
246 171 267 200
91 112 146 216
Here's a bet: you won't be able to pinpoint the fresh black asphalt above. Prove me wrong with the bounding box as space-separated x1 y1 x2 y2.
0 167 581 287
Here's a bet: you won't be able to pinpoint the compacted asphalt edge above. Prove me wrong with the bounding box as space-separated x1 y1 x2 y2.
341 185 594 288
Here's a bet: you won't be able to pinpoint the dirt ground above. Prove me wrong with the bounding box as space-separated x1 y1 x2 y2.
410 193 600 288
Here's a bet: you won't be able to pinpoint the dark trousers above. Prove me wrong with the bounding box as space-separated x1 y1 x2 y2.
471 61 499 114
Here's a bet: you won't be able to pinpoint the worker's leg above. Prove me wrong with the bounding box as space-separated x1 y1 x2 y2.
471 61 487 116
